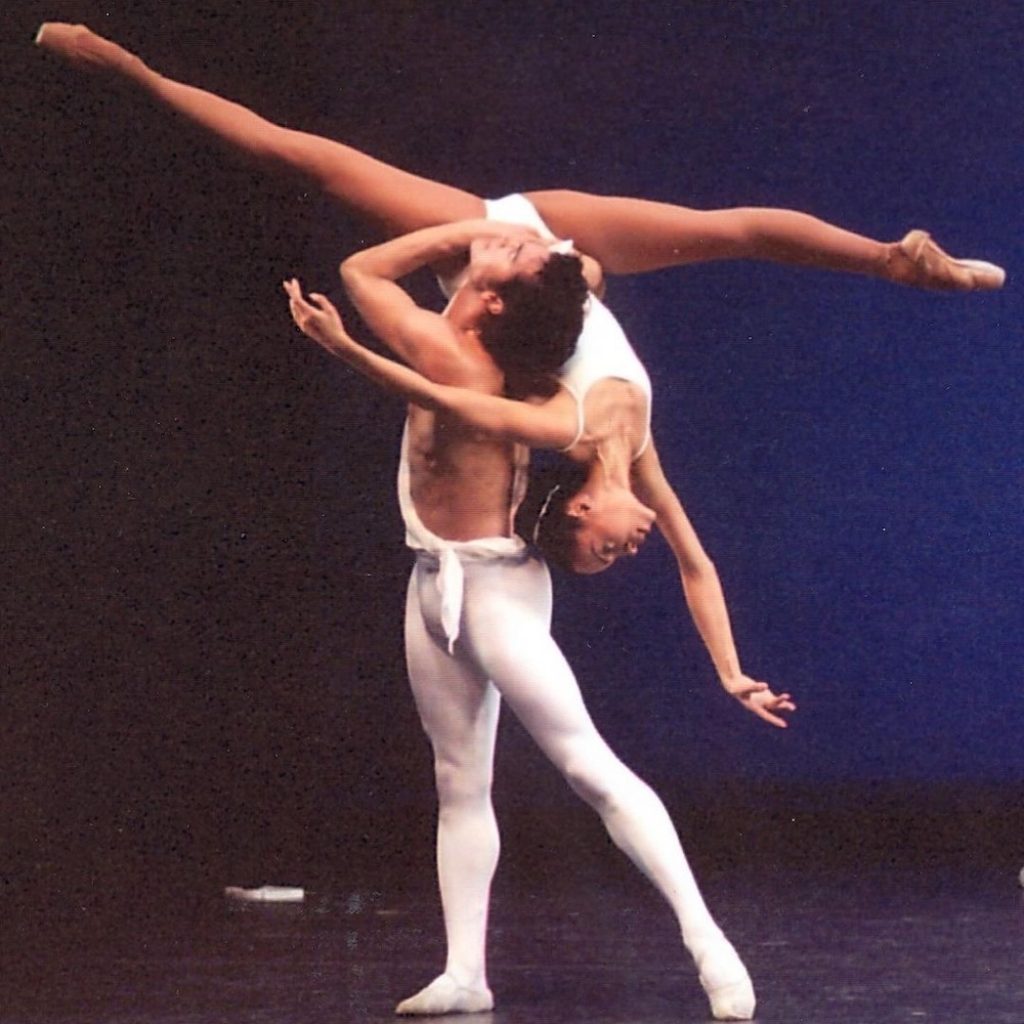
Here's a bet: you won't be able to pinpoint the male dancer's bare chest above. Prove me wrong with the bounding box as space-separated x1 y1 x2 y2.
406 407 518 541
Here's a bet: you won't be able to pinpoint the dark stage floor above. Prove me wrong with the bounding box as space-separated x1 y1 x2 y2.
5 860 1023 1024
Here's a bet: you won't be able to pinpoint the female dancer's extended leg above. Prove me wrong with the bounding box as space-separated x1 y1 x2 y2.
34 23 484 237
526 189 1004 289
529 189 890 276
37 23 1003 292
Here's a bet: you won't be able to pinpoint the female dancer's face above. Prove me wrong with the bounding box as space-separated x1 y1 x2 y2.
567 487 656 574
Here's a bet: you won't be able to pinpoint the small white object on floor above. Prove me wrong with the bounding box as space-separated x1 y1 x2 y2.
1018 866 1024 889
224 885 305 903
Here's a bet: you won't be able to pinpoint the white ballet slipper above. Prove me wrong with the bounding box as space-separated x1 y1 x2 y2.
395 973 494 1016
697 937 757 1021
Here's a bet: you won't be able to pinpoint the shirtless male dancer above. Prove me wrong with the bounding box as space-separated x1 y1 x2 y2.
283 215 792 1020
38 21 978 1019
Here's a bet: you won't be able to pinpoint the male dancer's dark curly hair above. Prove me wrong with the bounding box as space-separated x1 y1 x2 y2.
479 252 588 399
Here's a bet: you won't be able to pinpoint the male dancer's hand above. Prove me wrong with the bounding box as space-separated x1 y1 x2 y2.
284 278 348 355
724 675 796 728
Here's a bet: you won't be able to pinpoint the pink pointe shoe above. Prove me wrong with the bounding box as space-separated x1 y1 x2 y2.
34 22 138 76
889 229 1005 292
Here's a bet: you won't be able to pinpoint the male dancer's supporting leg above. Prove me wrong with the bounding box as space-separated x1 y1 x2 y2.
452 557 755 1021
399 568 501 1016
37 23 1004 292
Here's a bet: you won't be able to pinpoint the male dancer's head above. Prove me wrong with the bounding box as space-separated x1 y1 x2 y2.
462 236 588 399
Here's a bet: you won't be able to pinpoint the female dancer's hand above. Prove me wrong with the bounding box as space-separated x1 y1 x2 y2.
723 676 796 728
284 278 349 355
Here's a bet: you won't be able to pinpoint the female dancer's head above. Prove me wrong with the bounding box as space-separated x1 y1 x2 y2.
528 463 656 574
469 239 588 400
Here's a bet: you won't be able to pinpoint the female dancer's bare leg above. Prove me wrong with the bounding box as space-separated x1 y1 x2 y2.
526 189 1004 289
529 191 886 275
36 23 1004 292
34 23 484 237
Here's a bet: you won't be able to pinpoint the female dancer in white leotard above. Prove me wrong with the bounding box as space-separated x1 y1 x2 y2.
33 24 1005 567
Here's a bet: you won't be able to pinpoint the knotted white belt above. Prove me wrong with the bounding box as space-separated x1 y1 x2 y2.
416 537 527 653
398 423 527 654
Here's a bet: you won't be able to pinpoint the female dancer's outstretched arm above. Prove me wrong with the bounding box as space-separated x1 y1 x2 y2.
283 279 578 450
37 22 1004 292
631 442 795 726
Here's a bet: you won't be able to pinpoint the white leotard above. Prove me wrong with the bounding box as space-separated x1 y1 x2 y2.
555 295 651 457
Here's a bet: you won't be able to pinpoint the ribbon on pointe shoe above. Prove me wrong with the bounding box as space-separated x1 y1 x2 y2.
892 229 1005 292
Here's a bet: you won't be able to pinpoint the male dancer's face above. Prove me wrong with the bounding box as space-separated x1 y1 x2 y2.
467 236 553 289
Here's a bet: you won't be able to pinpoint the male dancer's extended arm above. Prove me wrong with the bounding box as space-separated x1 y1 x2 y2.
284 281 576 450
632 441 796 728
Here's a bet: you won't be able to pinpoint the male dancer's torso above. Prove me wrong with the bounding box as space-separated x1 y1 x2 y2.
404 378 528 543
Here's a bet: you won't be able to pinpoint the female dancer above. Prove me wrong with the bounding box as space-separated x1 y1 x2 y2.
36 22 1005 295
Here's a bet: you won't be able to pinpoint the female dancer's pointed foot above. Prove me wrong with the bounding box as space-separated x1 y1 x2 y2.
34 22 140 76
697 939 756 1021
395 973 494 1016
888 229 1005 292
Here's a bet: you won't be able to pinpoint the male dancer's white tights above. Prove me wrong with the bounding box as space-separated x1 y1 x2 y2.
398 551 754 1019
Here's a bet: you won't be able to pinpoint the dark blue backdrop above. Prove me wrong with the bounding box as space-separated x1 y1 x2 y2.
5 1 1022 892
304 1 1024 784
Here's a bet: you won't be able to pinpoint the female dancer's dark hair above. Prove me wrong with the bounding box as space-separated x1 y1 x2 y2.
516 460 589 568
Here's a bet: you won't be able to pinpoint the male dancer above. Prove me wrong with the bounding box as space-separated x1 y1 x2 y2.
285 217 793 1020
